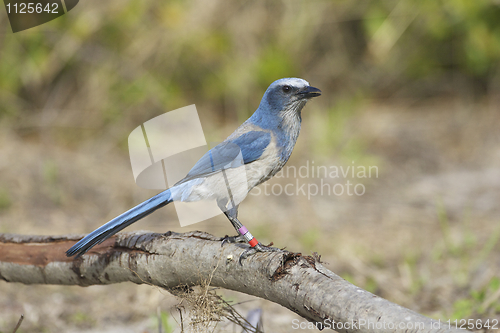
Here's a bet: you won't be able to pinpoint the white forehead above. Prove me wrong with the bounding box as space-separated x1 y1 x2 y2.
271 77 310 89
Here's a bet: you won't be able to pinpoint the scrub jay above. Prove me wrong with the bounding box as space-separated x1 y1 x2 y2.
66 78 321 261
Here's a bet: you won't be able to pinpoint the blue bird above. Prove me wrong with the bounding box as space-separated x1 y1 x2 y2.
66 78 321 261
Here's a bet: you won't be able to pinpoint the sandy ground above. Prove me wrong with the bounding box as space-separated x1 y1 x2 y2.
1 98 499 332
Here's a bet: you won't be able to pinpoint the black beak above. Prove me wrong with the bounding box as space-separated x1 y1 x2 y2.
297 86 322 99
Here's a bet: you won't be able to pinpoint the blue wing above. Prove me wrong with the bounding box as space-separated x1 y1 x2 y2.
177 131 271 184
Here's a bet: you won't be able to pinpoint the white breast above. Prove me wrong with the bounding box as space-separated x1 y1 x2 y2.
170 134 281 208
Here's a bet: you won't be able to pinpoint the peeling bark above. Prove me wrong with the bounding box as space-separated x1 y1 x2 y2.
0 231 467 333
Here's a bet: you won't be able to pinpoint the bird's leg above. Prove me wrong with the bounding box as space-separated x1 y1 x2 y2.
222 207 281 264
221 208 246 245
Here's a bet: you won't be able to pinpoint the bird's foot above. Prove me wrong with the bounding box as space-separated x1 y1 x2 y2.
239 242 281 265
221 234 246 247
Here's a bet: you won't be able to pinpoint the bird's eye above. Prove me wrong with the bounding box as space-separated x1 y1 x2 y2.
282 85 291 93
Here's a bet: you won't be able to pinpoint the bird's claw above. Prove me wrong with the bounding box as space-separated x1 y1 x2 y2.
221 236 281 264
239 242 281 265
221 234 246 247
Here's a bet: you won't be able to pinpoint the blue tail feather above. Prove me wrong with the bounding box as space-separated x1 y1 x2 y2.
66 190 172 257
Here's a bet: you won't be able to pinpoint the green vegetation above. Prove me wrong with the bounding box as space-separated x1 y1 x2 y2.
153 310 174 333
0 188 11 211
1 0 499 126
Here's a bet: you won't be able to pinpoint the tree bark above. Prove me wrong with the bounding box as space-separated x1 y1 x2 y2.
0 231 466 333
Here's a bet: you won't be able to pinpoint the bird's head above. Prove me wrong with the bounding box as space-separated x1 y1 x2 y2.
259 78 321 118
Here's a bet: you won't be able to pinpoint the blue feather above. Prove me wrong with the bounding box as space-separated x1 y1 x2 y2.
178 131 271 184
66 190 172 257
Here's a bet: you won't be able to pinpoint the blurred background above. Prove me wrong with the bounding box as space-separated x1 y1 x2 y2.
1 0 499 332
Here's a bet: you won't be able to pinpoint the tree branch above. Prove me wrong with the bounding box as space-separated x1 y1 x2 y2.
0 231 466 333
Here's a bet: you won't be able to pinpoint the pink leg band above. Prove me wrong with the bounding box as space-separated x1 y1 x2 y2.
238 226 249 235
